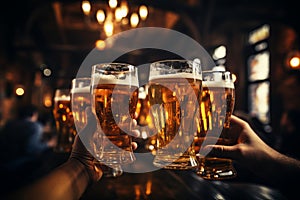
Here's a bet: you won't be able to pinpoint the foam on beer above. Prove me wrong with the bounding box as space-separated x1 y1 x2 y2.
92 73 139 87
71 86 90 94
54 95 70 101
149 73 202 81
203 79 234 89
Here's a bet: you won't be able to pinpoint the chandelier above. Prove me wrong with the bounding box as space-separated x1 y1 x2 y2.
81 0 149 48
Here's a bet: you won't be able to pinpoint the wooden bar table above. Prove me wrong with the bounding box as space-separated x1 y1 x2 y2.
81 167 287 200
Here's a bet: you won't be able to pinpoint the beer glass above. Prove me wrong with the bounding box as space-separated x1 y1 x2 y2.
91 63 138 166
196 70 236 179
71 77 91 133
148 59 202 170
71 77 124 177
53 89 76 153
71 77 123 177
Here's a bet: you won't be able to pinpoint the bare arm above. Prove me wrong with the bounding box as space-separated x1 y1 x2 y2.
6 106 138 200
9 159 94 200
206 115 300 185
6 107 102 200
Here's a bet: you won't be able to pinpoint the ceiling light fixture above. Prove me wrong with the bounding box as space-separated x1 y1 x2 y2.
81 0 149 45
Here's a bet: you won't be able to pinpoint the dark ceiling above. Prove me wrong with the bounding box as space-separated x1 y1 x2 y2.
0 0 298 84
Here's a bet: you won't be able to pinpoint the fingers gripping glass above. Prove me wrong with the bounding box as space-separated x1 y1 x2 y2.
195 70 237 180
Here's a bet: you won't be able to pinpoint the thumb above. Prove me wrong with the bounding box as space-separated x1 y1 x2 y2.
203 144 240 160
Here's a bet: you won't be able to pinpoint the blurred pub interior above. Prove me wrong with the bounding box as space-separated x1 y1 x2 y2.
0 0 300 171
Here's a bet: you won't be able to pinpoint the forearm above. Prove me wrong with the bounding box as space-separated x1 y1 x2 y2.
9 159 91 200
252 148 300 187
271 152 300 183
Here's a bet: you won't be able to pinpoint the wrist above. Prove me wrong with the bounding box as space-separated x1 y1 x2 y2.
69 157 103 184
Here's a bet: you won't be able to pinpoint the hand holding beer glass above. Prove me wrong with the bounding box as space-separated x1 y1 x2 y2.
71 77 124 177
148 59 202 170
91 63 138 167
196 70 236 180
53 89 76 153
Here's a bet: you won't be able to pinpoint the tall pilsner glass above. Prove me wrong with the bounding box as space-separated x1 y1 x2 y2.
53 89 76 153
148 59 202 170
196 70 236 180
71 77 91 132
71 77 123 177
91 63 138 166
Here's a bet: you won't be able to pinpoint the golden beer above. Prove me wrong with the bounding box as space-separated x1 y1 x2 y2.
198 83 235 136
149 75 202 170
53 91 76 153
91 63 138 165
71 86 91 132
196 71 236 179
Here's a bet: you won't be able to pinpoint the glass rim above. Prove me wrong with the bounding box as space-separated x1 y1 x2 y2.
72 77 91 85
72 77 91 81
149 59 202 81
150 59 194 65
92 62 136 70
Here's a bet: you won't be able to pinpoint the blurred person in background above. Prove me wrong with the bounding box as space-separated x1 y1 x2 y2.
4 107 137 200
0 104 57 193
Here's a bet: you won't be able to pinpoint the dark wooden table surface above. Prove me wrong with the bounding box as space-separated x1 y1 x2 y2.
81 165 287 200
0 151 289 200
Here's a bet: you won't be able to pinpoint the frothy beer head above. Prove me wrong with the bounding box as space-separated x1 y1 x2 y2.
92 73 138 87
149 59 202 81
92 63 138 87
149 73 202 81
203 70 234 88
71 86 90 94
203 80 234 89
54 95 70 102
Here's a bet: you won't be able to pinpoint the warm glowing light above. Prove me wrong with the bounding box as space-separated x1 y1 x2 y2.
43 68 52 76
150 139 156 145
145 180 152 195
82 0 91 15
213 45 226 60
95 40 106 50
115 7 123 21
130 13 139 27
44 95 52 107
80 0 150 41
232 73 237 83
121 17 129 25
139 5 148 20
104 20 114 36
134 185 141 199
289 56 300 68
108 0 118 8
148 145 154 151
96 10 105 23
141 131 147 139
120 1 128 17
15 87 25 96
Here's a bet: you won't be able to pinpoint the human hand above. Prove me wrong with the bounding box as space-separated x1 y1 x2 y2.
69 107 102 183
70 106 138 183
203 115 277 169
